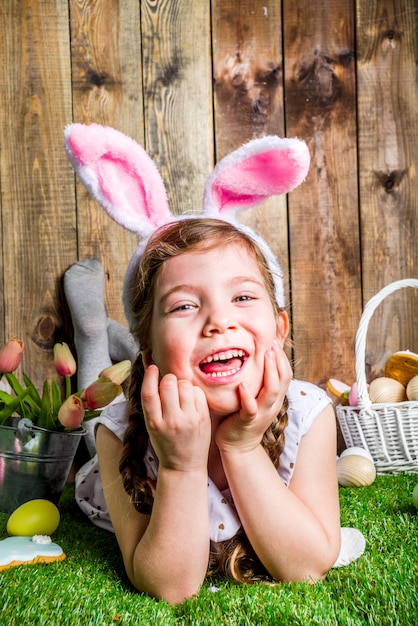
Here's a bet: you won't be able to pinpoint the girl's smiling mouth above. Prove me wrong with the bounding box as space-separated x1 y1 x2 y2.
199 349 247 379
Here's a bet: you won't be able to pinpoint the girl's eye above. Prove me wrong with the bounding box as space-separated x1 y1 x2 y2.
170 303 196 312
234 294 255 303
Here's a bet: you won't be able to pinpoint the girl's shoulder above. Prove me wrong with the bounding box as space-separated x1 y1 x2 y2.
286 379 331 416
96 398 129 441
279 379 332 486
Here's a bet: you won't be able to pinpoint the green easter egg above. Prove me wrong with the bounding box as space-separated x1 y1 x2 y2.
7 499 60 536
413 484 418 510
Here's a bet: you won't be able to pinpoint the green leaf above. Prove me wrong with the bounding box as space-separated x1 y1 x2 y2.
51 379 62 415
0 390 16 405
49 379 63 430
83 410 102 422
0 372 40 416
19 396 41 421
4 372 25 396
22 373 42 406
0 388 30 425
35 380 56 431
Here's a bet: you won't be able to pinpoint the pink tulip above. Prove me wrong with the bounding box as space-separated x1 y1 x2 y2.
58 395 85 428
83 379 122 410
99 360 131 385
53 342 77 377
0 337 24 373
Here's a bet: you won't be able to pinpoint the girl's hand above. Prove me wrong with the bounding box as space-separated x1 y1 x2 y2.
215 341 292 454
141 364 211 472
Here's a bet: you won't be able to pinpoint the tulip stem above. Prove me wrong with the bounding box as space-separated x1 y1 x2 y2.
65 376 71 400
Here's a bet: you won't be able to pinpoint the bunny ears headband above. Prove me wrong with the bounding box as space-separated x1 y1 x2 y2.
64 123 310 326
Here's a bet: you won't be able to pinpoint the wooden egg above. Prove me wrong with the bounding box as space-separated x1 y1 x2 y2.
368 377 406 404
406 375 418 401
337 451 376 487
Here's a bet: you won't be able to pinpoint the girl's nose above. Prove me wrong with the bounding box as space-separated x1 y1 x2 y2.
202 313 237 336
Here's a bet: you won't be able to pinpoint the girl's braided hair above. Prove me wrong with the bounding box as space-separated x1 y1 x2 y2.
119 217 289 583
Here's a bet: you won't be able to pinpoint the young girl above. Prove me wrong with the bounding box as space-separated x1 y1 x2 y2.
64 125 365 604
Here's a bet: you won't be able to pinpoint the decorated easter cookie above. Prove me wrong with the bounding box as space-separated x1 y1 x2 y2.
326 379 350 404
0 535 65 571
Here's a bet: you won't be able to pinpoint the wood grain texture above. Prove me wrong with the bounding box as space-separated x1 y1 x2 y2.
212 0 284 156
69 0 142 324
356 0 418 379
284 0 362 385
0 0 417 395
211 0 289 306
0 0 76 387
141 0 213 215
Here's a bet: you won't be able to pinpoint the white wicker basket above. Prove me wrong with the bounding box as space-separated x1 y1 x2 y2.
336 278 418 474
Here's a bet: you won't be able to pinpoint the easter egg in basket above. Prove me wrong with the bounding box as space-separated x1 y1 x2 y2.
406 375 418 401
368 377 406 404
384 351 418 387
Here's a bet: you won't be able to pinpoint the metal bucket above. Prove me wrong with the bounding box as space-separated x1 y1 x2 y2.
0 417 86 514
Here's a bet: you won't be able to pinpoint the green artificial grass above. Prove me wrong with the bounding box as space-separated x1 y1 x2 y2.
0 475 417 626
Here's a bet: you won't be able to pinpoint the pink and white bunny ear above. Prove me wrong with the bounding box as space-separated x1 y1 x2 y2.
64 123 172 238
201 135 310 310
202 135 310 219
64 125 309 323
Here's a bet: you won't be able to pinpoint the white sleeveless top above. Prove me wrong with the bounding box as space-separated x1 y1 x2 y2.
75 379 331 541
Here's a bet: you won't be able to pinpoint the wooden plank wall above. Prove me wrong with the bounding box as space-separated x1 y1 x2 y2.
0 0 417 398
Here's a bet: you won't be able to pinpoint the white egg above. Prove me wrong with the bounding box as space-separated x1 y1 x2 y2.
340 446 374 463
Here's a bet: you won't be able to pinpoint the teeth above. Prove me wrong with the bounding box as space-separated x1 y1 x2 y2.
203 350 245 364
208 368 240 378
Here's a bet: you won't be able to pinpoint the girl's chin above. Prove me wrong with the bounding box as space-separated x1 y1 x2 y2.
206 391 241 418
205 379 262 416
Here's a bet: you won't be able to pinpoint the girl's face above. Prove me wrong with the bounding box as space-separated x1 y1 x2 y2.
144 241 289 418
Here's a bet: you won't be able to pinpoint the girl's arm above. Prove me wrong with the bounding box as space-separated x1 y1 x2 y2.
218 403 341 582
96 366 212 605
96 425 210 604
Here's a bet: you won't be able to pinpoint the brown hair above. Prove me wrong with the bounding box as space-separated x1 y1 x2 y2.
119 217 288 583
